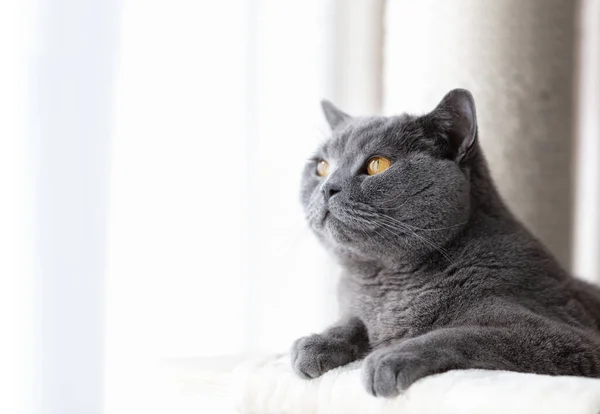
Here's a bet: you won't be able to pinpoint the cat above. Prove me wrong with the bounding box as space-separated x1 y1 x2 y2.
290 89 600 398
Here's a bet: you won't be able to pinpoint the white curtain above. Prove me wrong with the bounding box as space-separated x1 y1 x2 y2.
2 0 120 413
0 2 28 413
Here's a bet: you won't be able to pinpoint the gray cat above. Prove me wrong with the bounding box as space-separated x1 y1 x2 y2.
290 89 600 398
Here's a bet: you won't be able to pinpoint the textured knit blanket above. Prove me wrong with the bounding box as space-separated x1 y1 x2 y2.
230 355 600 414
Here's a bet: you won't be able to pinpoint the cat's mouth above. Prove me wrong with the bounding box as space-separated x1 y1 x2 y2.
321 209 330 225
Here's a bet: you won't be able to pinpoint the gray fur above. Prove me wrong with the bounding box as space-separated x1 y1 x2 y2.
290 89 600 398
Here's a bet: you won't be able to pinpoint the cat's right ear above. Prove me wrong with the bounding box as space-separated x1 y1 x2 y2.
429 89 478 163
321 100 351 130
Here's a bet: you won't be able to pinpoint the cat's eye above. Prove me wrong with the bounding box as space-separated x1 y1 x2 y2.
316 160 330 177
366 156 392 175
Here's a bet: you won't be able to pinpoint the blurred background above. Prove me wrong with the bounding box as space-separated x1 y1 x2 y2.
0 0 598 413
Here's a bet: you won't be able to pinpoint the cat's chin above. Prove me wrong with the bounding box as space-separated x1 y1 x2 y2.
319 215 352 244
314 212 387 258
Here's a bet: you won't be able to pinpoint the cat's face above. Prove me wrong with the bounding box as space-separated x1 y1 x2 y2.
301 89 478 264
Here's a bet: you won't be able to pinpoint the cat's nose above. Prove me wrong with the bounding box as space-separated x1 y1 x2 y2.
322 183 341 202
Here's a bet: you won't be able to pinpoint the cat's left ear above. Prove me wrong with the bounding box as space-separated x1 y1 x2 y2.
430 89 478 163
321 100 351 130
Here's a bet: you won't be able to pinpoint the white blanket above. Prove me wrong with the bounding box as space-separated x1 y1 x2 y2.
230 355 600 414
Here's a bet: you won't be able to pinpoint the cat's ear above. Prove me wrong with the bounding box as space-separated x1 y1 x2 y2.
430 89 478 163
321 100 351 130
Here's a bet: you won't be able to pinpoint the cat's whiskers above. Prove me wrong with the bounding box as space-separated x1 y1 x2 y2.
400 221 469 232
372 220 421 259
306 196 457 264
377 219 449 262
374 214 453 263
350 214 419 259
342 202 425 260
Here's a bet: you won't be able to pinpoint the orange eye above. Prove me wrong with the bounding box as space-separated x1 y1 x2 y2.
367 156 391 175
316 160 330 177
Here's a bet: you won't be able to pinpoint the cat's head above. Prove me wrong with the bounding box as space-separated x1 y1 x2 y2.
301 89 480 265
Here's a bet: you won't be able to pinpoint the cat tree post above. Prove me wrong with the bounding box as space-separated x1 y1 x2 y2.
573 0 600 283
383 0 577 269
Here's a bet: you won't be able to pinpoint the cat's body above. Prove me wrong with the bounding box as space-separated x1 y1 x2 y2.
290 89 600 397
341 189 600 350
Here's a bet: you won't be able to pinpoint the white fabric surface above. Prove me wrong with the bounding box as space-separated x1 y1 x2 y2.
230 355 600 414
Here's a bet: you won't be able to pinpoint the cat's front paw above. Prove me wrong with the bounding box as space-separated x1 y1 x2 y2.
291 334 358 379
362 346 454 398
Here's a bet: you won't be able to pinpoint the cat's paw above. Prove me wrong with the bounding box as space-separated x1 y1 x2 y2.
362 346 452 398
291 334 358 379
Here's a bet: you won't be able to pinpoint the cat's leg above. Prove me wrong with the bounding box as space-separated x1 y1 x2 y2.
291 316 370 379
362 324 600 397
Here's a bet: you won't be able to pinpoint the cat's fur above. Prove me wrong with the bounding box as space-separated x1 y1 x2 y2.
290 89 600 398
